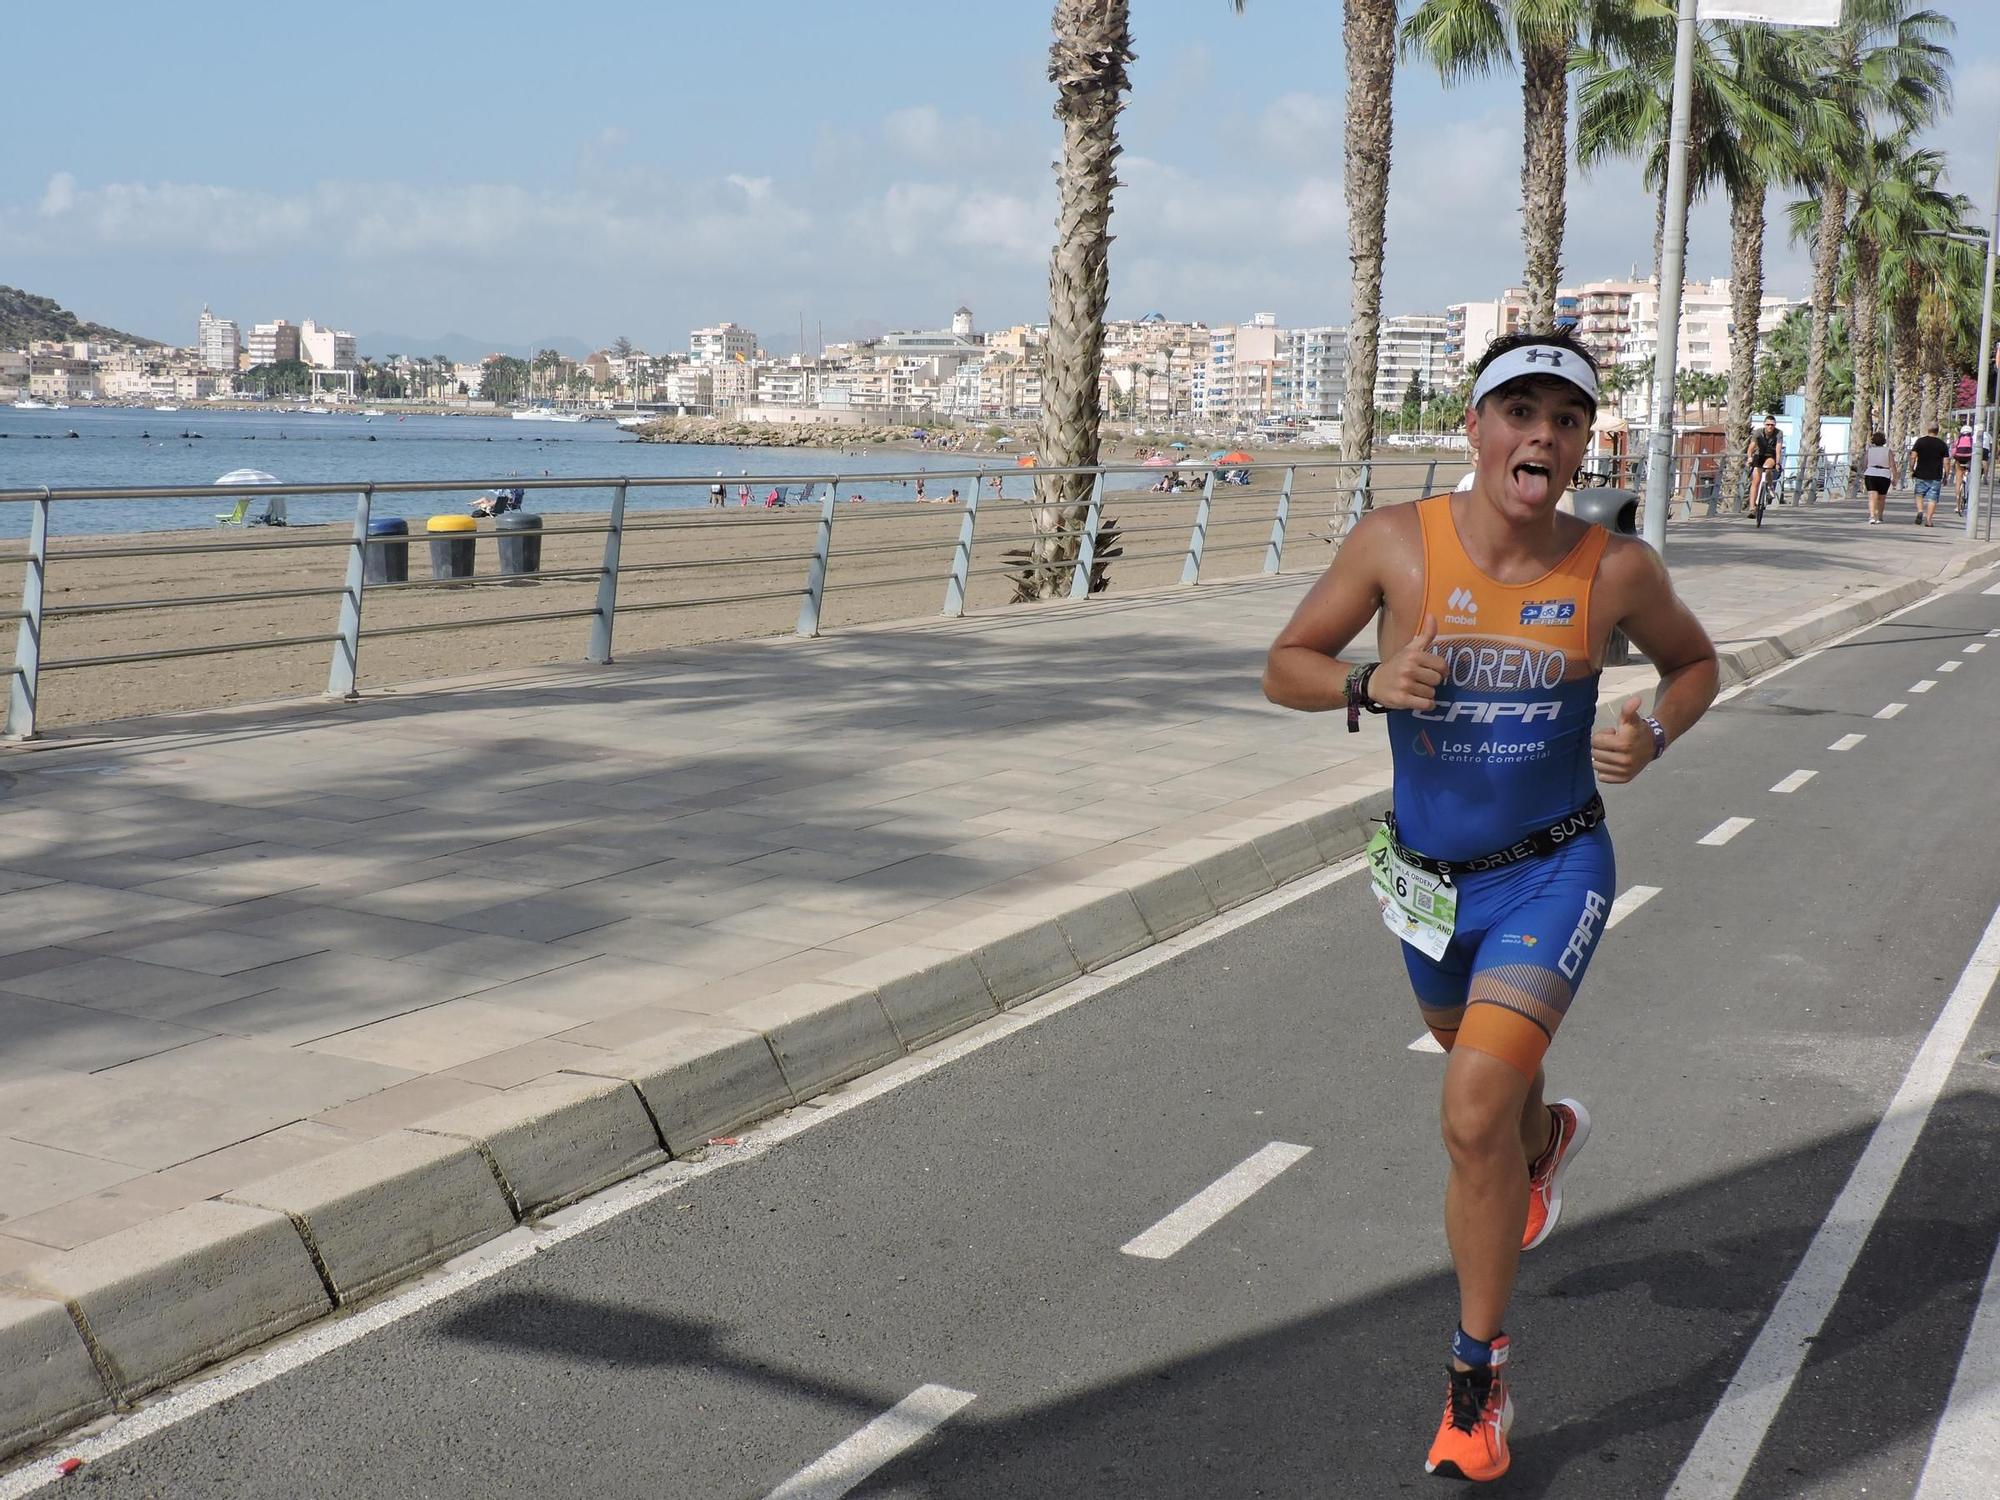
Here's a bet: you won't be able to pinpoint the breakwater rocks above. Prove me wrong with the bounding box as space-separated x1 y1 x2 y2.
633 417 935 448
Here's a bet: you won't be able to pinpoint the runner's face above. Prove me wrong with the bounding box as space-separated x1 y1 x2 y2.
1466 378 1593 520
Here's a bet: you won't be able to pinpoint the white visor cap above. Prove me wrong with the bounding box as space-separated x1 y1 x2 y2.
1470 342 1599 411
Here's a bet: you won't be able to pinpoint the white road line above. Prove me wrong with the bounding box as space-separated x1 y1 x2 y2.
763 1385 975 1500
1408 1032 1446 1053
1121 1142 1313 1260
1938 661 1962 673
1911 680 1938 693
1876 703 1908 719
1666 894 2000 1500
1984 581 2000 596
1770 770 1817 794
1912 1232 2000 1498
1698 817 1754 846
1829 733 1867 752
1987 628 2000 637
1608 884 1662 928
1964 643 1985 654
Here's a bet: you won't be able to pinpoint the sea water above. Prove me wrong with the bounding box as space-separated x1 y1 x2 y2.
0 406 1037 538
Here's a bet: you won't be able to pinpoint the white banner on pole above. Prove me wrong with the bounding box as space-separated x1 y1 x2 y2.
1696 0 1840 24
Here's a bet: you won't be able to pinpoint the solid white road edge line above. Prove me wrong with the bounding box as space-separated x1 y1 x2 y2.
1911 1228 2000 1498
1876 703 1908 719
1607 884 1662 928
1665 892 2000 1500
1698 817 1754 847
1829 734 1866 751
0 853 1374 1499
762 1384 976 1500
1770 770 1817 794
1713 576 1979 706
1120 1142 1313 1260
1911 680 1937 693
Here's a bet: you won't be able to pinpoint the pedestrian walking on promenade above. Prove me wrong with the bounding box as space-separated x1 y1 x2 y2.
1262 329 1719 1484
1860 433 1895 524
1909 424 1949 527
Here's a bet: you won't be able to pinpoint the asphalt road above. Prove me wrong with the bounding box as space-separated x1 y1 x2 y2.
20 565 2000 1500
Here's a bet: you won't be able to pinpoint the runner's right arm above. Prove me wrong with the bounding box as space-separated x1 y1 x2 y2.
1263 509 1444 712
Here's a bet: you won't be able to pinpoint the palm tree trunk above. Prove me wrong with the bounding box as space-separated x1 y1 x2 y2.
1519 37 1569 333
1848 235 1882 471
1722 183 1766 511
1033 0 1134 598
1798 178 1846 502
1341 0 1397 476
1888 299 1919 462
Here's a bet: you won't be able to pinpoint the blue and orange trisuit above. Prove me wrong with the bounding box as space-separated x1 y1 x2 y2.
1384 495 1617 1078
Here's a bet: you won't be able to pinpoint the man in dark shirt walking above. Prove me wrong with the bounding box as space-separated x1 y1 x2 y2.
1909 425 1950 527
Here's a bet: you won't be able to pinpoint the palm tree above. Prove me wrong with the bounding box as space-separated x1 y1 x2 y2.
1400 0 1630 331
1792 2 1953 497
1339 1 1399 473
1028 0 1135 600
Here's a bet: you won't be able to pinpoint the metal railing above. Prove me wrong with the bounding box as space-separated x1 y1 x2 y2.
0 450 1762 740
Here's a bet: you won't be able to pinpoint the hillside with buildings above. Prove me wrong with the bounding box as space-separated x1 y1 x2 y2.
0 286 160 350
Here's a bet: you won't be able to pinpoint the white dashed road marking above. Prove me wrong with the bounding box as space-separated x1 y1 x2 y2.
1965 643 1986 654
1771 770 1817 794
1876 704 1908 719
1607 884 1662 928
1829 733 1866 751
1408 1032 1446 1054
1984 581 2000 595
1667 894 2000 1499
1938 661 1961 673
1121 1142 1313 1260
1698 818 1754 847
1911 680 1937 693
763 1385 976 1500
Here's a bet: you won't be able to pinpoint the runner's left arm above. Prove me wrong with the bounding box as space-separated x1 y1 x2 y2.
1590 538 1720 783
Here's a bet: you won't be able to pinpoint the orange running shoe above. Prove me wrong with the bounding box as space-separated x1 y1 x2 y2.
1425 1338 1513 1482
1522 1097 1591 1252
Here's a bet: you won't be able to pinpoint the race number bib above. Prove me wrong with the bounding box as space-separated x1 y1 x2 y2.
1366 825 1457 962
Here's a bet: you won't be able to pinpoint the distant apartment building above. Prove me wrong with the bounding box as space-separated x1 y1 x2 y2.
689 322 758 364
1619 277 1799 424
298 319 357 371
1372 314 1451 410
1442 303 1499 384
246 319 300 367
1193 315 1291 425
27 356 94 401
1286 326 1347 419
196 306 240 373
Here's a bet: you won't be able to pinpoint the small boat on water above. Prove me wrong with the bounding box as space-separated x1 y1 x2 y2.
615 414 653 429
11 398 52 410
512 406 588 423
360 409 385 418
153 403 181 412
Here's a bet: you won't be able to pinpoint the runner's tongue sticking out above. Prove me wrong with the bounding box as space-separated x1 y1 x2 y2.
1510 458 1553 507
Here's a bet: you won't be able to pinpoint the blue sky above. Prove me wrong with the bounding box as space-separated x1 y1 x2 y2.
3 1 1995 354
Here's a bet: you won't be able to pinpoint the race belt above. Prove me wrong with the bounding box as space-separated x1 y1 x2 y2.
1384 793 1606 878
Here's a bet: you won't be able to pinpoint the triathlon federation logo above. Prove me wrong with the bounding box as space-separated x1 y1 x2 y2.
1445 587 1478 625
1520 599 1577 626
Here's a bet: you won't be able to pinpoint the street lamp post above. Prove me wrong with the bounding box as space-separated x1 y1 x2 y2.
1916 140 2000 541
1640 0 1701 553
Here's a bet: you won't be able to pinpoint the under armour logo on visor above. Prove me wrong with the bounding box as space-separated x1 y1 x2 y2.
1523 349 1565 366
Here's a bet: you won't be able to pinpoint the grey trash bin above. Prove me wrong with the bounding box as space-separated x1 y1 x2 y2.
1571 487 1638 666
496 512 543 576
364 517 408 585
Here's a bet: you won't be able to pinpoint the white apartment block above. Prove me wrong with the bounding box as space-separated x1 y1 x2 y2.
196 306 240 373
1372 314 1451 410
246 320 299 366
689 322 758 364
1442 303 1500 384
1287 326 1347 419
298 319 357 370
1195 318 1291 425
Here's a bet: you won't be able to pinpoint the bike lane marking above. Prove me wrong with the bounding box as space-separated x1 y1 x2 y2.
1665 894 2000 1499
1912 1231 2000 1498
1828 734 1866 751
1120 1142 1313 1260
1698 818 1754 847
1876 703 1908 719
1911 680 1938 693
1937 661 1962 673
1770 770 1816 795
763 1385 976 1500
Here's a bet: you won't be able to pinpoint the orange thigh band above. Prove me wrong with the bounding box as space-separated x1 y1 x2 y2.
1452 1002 1551 1081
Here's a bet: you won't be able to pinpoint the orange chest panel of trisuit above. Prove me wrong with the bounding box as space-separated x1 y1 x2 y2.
1413 495 1608 687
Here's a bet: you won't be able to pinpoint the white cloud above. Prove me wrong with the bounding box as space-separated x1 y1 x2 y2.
1258 93 1339 163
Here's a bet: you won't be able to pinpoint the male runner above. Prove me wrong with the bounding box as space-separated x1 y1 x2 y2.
1263 330 1719 1482
1746 415 1783 513
1909 424 1949 527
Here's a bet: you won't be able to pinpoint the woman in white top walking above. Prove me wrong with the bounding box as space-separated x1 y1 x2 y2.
1859 431 1895 524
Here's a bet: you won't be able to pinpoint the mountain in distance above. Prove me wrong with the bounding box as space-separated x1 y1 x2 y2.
355 331 598 364
1 286 163 349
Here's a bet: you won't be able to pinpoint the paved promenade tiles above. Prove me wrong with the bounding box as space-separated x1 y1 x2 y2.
0 503 1990 1286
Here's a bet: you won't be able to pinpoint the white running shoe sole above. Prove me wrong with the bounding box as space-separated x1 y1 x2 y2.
1524 1097 1591 1251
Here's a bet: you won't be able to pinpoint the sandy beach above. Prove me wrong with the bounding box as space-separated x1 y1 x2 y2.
0 456 1466 732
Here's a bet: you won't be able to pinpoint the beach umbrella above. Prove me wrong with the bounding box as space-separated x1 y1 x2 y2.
1219 451 1254 466
1142 454 1173 467
1168 441 1188 450
214 468 280 485
1208 450 1230 460
1177 457 1204 468
994 435 1013 445
1015 453 1038 468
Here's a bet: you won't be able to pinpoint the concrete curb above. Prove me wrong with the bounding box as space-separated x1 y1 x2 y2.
3 552 1988 1465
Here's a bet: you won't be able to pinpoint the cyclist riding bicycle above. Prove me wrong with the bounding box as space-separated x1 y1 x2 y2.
1746 415 1783 516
